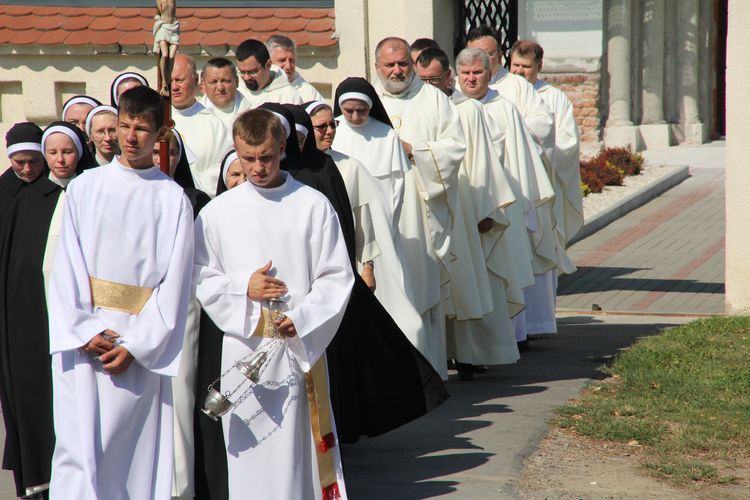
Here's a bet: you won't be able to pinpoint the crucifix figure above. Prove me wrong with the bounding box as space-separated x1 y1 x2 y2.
153 0 180 97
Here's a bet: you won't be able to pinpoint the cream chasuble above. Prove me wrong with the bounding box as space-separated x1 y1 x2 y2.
291 72 325 102
194 174 353 500
490 68 555 157
481 89 558 275
535 79 583 272
238 69 304 107
328 149 428 368
481 89 562 338
374 76 466 378
200 93 252 135
46 159 194 500
331 117 408 227
444 92 522 365
172 101 233 197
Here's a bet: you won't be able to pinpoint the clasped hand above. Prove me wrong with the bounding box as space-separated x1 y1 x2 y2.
81 329 135 374
248 260 297 337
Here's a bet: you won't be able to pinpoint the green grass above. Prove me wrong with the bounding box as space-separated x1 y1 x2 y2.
554 316 750 487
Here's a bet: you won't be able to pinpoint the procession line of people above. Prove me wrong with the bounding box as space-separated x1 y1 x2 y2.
0 28 581 499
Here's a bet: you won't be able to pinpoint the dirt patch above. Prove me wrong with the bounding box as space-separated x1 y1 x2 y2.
517 427 750 499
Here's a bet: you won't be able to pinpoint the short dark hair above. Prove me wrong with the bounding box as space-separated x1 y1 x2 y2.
417 47 450 71
118 86 164 130
466 25 501 50
510 39 544 63
411 38 440 53
236 39 270 65
202 57 238 80
233 108 286 146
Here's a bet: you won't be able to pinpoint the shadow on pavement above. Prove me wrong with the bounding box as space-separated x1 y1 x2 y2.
559 267 724 295
342 316 684 499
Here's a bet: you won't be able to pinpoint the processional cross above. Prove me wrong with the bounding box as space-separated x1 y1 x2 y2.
154 0 179 174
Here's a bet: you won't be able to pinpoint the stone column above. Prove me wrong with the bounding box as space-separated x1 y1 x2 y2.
604 0 639 147
676 0 707 143
726 0 750 314
639 0 671 148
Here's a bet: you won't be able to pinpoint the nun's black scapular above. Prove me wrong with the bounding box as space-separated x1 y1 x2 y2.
0 121 97 498
334 77 394 128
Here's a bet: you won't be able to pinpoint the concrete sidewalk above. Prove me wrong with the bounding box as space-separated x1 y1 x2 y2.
342 314 692 499
558 141 725 315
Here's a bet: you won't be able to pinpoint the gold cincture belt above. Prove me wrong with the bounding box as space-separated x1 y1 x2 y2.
89 276 153 315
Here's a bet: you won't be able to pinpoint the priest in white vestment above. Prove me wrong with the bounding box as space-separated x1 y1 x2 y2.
457 48 558 343
171 54 234 197
236 39 304 107
416 48 525 371
199 57 252 134
194 109 352 499
267 34 325 102
465 26 555 154
46 87 194 500
511 43 583 256
371 38 467 378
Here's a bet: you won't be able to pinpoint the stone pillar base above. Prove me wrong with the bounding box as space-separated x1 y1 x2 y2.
638 123 672 149
604 125 641 149
685 122 709 144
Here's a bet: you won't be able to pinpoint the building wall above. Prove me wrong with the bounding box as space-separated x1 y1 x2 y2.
0 2 460 160
518 0 605 152
519 0 719 152
0 45 338 160
725 0 750 314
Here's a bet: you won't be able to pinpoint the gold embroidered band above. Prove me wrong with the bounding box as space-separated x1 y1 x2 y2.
252 307 340 497
89 276 153 315
305 359 340 499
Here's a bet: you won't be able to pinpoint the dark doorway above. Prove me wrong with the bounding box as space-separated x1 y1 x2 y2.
714 0 727 137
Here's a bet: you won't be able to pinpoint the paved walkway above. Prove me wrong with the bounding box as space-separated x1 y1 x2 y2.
558 141 725 315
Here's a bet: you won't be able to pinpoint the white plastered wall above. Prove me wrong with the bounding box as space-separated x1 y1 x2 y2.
0 2 457 160
724 0 750 314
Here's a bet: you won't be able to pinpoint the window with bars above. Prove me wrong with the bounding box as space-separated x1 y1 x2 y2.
456 0 518 68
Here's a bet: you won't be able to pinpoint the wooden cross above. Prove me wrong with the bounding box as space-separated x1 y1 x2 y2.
154 0 178 174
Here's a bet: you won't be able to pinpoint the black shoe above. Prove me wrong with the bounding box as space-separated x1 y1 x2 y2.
517 339 530 351
447 358 457 370
456 362 478 380
475 364 489 373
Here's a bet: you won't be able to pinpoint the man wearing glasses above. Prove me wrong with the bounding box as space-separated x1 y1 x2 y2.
235 38 303 107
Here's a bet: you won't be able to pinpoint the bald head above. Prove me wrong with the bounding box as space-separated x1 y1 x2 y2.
375 37 414 95
171 54 199 109
375 37 411 62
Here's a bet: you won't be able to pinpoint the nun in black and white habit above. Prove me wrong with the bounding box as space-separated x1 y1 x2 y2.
0 121 96 499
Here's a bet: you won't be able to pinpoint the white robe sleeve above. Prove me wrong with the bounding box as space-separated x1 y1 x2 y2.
118 196 194 375
48 190 110 353
193 212 256 337
353 202 381 265
284 212 354 372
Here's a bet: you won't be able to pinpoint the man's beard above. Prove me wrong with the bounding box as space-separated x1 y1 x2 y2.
244 79 259 91
378 71 414 94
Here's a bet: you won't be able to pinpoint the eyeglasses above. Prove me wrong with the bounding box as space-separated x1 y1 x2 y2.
419 69 449 85
312 121 337 132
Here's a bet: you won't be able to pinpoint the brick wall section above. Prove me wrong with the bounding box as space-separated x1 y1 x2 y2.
541 72 602 145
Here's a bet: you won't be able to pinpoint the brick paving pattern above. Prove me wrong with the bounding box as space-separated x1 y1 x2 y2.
558 165 725 315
